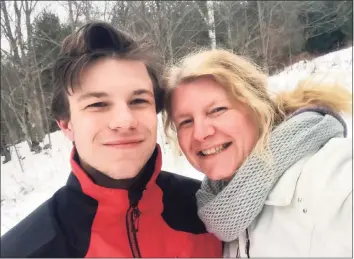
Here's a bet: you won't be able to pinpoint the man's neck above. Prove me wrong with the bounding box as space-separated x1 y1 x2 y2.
82 163 142 189
74 149 157 190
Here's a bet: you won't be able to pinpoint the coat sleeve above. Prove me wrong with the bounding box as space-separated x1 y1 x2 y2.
307 138 353 257
0 200 63 257
340 190 352 247
331 160 352 255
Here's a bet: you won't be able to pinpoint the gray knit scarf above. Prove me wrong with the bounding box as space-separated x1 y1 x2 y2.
196 107 347 242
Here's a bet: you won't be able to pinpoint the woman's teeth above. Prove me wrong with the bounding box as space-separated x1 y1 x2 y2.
200 142 231 156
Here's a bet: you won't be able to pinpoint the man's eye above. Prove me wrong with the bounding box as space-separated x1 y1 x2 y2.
86 102 107 108
130 98 149 105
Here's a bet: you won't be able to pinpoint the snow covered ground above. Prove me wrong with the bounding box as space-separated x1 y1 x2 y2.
268 46 353 137
1 47 353 236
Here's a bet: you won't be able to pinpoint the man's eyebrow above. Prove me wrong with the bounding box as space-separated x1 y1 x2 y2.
77 92 108 102
133 89 154 98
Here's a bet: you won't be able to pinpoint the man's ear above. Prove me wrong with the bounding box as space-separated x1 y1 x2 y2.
57 119 74 141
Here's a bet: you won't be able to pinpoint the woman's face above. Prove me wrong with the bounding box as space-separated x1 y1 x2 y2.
171 77 259 180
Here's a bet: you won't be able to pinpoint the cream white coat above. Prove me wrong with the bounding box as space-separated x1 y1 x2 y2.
225 138 353 257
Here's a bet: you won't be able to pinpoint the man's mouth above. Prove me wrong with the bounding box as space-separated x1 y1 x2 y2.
197 142 232 156
103 139 144 147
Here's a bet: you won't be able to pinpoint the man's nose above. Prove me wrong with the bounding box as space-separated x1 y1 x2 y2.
108 104 138 130
192 118 215 142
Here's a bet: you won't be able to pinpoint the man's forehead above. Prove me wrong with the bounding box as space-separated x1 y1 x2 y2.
85 58 149 76
67 58 155 98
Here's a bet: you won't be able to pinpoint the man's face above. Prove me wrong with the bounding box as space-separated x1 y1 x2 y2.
58 58 157 179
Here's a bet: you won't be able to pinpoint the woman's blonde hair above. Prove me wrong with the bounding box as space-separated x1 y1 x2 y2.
163 48 352 159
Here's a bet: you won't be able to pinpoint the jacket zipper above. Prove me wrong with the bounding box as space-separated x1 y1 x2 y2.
245 228 250 258
126 204 142 257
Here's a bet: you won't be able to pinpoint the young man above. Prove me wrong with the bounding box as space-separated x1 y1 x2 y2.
0 22 222 257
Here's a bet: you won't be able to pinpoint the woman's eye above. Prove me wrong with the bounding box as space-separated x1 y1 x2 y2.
179 119 193 128
210 107 227 114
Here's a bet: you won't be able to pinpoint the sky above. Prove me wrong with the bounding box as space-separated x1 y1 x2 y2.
1 1 108 52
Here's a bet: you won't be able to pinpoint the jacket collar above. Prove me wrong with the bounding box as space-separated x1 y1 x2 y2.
264 155 312 206
68 144 162 208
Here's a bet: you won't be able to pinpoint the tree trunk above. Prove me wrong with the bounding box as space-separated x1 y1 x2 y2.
33 52 52 149
206 1 216 49
83 1 91 22
257 1 268 71
226 17 232 48
1 107 23 171
68 1 75 31
244 4 249 47
194 1 216 49
0 1 21 63
288 42 293 65
24 0 45 152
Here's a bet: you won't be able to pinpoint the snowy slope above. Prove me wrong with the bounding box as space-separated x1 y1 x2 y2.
1 47 352 236
268 46 353 135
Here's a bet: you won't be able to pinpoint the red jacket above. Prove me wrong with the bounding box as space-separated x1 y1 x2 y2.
1 145 222 257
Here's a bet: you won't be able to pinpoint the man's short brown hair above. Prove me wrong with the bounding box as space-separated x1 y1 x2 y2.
51 22 164 121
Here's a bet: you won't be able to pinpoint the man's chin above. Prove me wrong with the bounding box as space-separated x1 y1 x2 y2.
98 147 154 179
106 163 146 179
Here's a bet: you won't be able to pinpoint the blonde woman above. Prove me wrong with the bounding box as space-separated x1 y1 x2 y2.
163 49 352 257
